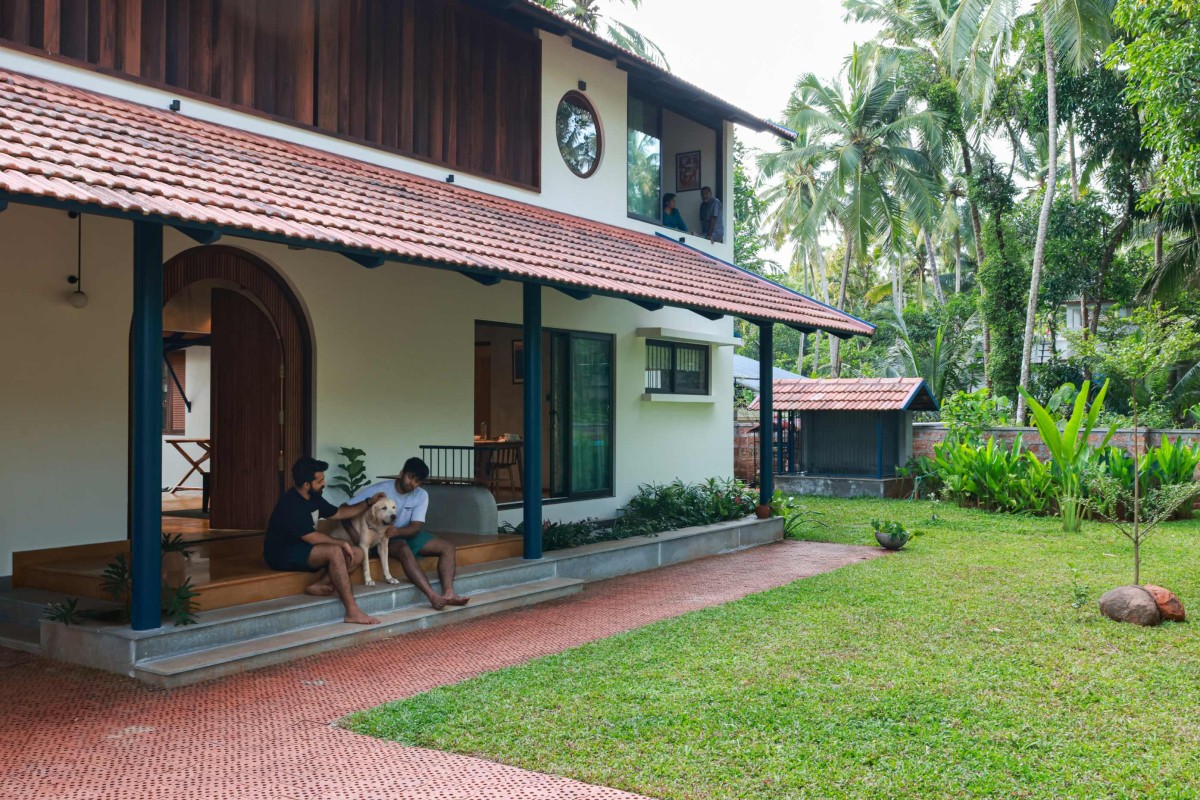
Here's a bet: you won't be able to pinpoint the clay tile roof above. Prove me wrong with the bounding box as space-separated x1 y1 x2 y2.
749 378 939 412
0 69 870 337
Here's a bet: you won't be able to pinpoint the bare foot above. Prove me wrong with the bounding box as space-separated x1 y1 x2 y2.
428 595 447 610
305 584 335 597
344 611 381 625
443 595 470 607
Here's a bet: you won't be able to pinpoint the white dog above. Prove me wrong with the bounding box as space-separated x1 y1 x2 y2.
339 498 399 586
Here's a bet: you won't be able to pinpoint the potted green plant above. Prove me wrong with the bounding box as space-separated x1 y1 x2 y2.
871 519 911 550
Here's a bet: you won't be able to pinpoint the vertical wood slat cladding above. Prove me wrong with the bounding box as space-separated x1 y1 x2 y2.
163 246 312 499
210 287 283 531
0 0 540 188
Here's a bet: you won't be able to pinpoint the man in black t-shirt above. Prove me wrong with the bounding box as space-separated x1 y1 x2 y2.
264 457 385 625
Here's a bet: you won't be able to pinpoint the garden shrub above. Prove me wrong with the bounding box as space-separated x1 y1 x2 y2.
939 387 1011 445
500 478 757 551
934 435 1053 514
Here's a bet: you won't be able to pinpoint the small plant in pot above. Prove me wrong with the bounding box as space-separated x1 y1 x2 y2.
871 519 911 550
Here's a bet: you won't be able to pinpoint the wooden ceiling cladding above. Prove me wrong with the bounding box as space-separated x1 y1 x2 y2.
0 0 542 189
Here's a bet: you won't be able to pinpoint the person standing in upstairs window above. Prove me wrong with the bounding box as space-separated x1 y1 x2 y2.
698 186 724 243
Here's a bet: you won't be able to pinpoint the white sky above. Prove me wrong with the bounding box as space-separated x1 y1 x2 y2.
600 0 880 268
604 0 877 150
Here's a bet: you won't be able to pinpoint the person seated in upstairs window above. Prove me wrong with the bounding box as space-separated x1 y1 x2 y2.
662 193 689 233
699 186 725 243
342 457 470 611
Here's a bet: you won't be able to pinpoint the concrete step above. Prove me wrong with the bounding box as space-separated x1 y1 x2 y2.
133 577 583 688
0 621 40 654
0 587 120 628
129 556 558 661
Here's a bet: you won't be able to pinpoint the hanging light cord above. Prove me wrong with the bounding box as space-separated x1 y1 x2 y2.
76 214 82 290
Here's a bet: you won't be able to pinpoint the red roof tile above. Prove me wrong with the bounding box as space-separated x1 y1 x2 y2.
749 378 938 412
0 69 871 337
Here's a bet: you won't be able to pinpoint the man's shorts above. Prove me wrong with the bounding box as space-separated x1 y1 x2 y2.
264 541 318 573
404 530 434 556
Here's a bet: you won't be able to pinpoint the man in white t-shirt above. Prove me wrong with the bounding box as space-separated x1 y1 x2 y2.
343 457 468 610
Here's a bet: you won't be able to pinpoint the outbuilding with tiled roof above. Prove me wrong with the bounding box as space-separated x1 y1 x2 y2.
749 378 939 499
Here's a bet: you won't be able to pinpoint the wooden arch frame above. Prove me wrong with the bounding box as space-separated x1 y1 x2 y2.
162 246 314 478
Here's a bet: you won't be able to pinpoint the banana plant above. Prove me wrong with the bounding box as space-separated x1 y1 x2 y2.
1019 380 1115 531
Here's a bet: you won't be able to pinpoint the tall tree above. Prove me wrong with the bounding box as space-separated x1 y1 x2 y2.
762 45 942 375
1111 0 1200 207
943 0 1115 421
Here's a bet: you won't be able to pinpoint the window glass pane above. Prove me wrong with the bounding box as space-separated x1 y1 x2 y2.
645 341 672 391
570 336 613 494
627 96 661 220
674 344 709 395
556 93 600 177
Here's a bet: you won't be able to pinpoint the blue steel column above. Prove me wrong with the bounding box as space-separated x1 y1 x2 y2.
522 283 543 559
132 221 163 630
758 321 774 507
877 413 885 479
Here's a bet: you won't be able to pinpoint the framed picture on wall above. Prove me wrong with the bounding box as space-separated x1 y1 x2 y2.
676 150 701 192
512 340 524 384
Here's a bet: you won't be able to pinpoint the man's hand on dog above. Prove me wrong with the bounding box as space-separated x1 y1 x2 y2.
367 491 388 506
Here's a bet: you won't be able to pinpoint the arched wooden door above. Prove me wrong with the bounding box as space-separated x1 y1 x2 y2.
163 247 312 531
209 289 283 529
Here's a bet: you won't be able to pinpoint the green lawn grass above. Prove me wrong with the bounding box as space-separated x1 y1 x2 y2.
344 498 1200 799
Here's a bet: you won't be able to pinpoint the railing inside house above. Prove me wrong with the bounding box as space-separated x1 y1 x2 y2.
419 445 482 485
419 443 525 497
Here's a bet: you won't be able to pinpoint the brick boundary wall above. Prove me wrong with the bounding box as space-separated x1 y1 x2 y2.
735 421 1200 486
913 423 1200 468
734 420 759 484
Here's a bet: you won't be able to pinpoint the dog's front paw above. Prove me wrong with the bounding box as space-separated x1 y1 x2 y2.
386 577 400 584
364 579 376 587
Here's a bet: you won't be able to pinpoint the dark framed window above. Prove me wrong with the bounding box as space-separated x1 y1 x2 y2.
556 91 602 178
645 340 709 395
162 350 187 436
627 94 662 222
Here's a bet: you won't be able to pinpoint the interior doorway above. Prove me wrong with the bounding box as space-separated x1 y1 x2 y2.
157 247 312 537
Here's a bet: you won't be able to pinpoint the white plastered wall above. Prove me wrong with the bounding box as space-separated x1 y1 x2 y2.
537 35 734 259
0 207 134 575
0 204 733 575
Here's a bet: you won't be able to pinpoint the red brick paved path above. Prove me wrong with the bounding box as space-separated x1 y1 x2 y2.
0 541 880 800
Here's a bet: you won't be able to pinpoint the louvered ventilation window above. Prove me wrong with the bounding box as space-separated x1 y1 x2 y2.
162 350 187 436
645 340 709 395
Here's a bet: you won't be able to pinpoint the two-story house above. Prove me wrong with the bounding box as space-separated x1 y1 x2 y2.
0 0 872 675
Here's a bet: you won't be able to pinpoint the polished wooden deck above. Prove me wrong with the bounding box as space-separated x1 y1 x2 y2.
14 501 524 612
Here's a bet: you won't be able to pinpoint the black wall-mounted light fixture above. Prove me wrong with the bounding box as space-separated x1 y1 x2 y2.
446 174 455 184
169 99 181 112
67 212 88 308
577 80 587 92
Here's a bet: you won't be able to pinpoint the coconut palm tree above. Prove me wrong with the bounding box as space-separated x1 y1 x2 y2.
883 305 981 399
536 0 670 69
941 0 1116 421
761 45 942 375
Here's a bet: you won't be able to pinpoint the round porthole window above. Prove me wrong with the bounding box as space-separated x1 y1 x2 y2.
555 91 601 178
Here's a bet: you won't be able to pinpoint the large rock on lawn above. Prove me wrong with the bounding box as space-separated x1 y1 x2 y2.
1099 586 1162 626
1142 585 1186 622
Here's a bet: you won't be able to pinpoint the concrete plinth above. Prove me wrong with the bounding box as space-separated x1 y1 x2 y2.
775 474 912 499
